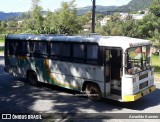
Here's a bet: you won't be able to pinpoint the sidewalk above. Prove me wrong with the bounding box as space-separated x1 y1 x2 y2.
0 42 4 46
155 75 160 82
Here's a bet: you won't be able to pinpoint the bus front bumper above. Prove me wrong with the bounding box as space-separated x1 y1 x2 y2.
122 85 156 102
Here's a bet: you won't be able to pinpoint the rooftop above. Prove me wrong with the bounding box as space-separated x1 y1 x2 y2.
6 34 151 50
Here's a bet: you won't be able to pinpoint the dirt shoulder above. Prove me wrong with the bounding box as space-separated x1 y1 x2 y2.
155 75 160 82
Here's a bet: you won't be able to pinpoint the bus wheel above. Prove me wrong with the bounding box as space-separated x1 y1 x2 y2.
85 83 102 101
27 71 38 86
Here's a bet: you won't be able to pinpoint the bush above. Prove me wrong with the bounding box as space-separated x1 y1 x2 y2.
0 34 5 40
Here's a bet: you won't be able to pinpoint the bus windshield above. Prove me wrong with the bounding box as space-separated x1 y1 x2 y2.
126 45 151 75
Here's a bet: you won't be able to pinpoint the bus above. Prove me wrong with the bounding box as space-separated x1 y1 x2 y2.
4 34 156 102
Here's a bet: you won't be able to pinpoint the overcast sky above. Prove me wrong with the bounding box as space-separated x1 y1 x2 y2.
0 0 131 13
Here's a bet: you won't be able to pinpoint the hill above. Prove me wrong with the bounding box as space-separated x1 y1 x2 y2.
0 11 21 20
77 5 118 15
117 0 154 12
0 0 154 20
77 0 154 15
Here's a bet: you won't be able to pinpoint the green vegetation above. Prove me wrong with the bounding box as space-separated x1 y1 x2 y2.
95 0 160 55
118 0 154 12
0 46 4 53
0 39 4 43
0 0 87 35
0 37 4 53
152 54 160 77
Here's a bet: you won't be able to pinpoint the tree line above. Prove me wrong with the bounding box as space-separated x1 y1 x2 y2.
0 0 89 35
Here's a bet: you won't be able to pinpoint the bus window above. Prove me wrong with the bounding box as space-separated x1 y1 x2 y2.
32 41 48 57
7 42 15 55
86 45 98 64
73 44 85 62
50 42 61 59
7 41 18 55
16 42 29 55
62 43 70 57
62 43 71 61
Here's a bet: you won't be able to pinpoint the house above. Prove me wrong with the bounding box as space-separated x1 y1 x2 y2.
99 16 111 26
119 12 146 21
132 14 145 20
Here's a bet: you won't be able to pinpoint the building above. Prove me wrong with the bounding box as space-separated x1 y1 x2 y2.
99 16 111 26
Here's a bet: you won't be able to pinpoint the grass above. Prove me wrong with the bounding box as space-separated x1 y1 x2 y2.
0 46 4 53
0 38 4 43
151 54 160 77
0 38 4 54
0 38 4 53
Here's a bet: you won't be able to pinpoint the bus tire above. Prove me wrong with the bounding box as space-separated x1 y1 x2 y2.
85 83 102 101
27 71 39 86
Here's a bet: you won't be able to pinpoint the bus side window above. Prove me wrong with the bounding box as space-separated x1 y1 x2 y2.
86 44 98 64
16 42 29 55
6 41 12 55
73 44 85 63
50 42 61 60
8 41 18 55
62 43 71 61
32 41 48 57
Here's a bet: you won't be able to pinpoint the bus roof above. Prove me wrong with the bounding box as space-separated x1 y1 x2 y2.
6 34 151 50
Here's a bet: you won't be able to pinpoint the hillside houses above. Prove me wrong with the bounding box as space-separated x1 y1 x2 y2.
98 10 148 27
119 13 146 21
98 16 111 26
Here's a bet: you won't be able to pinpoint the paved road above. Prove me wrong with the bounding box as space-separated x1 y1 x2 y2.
0 55 160 122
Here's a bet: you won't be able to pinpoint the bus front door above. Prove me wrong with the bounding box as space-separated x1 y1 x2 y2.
104 49 111 96
104 49 122 97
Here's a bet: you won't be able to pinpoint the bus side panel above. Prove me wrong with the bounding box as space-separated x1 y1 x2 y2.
5 54 106 95
46 59 104 92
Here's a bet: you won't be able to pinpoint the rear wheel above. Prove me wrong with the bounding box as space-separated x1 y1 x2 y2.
27 71 39 86
85 83 102 101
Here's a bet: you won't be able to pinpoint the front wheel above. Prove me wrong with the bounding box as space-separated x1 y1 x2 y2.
85 83 102 101
27 71 39 86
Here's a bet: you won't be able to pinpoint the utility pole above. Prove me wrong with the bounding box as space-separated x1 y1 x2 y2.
91 0 96 33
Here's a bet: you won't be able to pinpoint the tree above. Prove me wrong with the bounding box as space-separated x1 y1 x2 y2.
110 12 120 22
52 0 83 35
149 0 160 58
24 0 44 34
43 10 57 34
0 21 7 33
0 21 2 34
150 0 160 17
96 14 104 20
122 19 137 37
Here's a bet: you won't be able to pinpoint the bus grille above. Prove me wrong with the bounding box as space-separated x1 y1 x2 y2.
139 73 148 80
139 81 148 90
